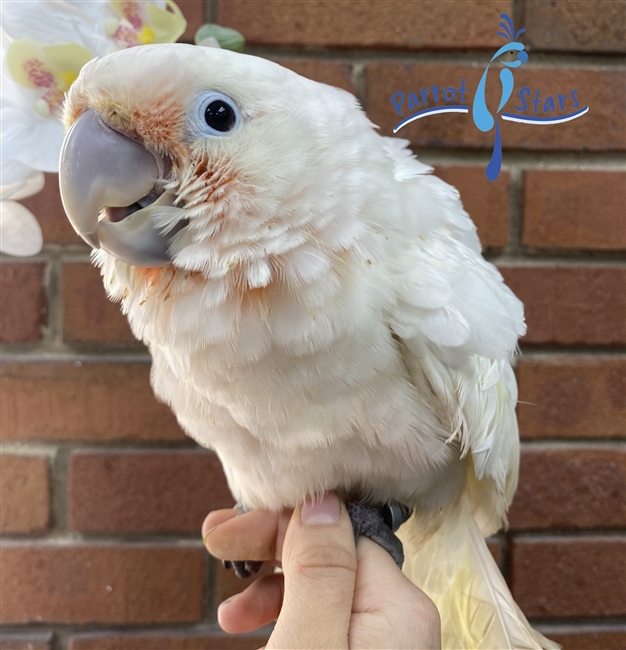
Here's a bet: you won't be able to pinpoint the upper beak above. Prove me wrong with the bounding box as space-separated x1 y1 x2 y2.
59 109 180 267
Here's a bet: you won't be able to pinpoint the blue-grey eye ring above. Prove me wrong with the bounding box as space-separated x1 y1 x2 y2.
193 92 240 136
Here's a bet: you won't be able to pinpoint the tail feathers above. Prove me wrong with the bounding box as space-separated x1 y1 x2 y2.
398 496 558 650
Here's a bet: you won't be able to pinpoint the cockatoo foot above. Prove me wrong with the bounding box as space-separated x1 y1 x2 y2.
222 559 264 579
346 501 411 567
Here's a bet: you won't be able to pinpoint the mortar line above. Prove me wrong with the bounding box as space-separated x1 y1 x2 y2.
50 446 70 533
205 0 218 24
508 165 524 253
351 60 366 108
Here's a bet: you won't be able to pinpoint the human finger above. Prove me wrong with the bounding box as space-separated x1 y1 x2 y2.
205 509 291 562
217 572 284 634
351 537 441 650
202 508 238 543
267 493 355 650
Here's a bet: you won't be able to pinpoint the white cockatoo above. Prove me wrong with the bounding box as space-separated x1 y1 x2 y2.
59 43 557 650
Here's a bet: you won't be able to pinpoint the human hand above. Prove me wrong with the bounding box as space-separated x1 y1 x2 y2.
203 492 441 649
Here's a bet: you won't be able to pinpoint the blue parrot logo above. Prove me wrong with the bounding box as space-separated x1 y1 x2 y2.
472 14 528 181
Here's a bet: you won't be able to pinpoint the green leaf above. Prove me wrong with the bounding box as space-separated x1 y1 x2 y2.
194 24 245 52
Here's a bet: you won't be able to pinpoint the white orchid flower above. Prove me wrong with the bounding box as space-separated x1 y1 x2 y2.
1 0 186 256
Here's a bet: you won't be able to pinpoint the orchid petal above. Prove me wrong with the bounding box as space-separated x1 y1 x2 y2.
1 106 65 171
43 42 93 88
0 169 45 201
146 1 186 43
6 38 56 89
0 159 39 187
0 200 43 256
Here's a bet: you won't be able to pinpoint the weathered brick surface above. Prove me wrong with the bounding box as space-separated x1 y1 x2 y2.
435 166 510 248
1 545 204 623
275 59 355 94
366 65 625 151
0 362 185 442
500 266 626 346
69 632 269 650
522 171 626 250
0 264 46 343
508 447 626 529
219 0 512 49
0 634 52 650
19 174 81 245
511 538 626 618
62 263 135 343
0 455 50 533
70 451 233 532
517 357 626 440
523 0 626 53
540 629 626 650
175 0 205 41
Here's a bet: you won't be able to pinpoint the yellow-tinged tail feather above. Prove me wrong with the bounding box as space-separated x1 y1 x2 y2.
398 494 559 650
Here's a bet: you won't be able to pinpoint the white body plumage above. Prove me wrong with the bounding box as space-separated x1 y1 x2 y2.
65 44 556 649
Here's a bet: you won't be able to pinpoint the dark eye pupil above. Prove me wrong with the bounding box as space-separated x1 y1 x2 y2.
205 100 235 132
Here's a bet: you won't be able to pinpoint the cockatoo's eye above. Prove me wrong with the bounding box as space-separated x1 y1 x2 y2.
205 100 236 132
190 91 240 137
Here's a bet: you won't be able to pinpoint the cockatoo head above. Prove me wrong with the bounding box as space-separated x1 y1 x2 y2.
61 43 373 280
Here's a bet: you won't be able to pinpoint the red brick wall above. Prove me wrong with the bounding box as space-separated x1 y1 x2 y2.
2 2 625 649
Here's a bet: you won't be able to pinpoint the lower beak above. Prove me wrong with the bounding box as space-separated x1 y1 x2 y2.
59 109 181 267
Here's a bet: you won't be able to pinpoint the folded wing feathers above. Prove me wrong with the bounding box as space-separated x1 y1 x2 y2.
383 139 526 520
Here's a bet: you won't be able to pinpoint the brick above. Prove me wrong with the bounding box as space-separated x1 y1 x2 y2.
218 0 512 50
0 634 52 650
500 266 626 345
275 59 355 95
0 264 46 343
508 447 626 529
436 166 509 248
0 362 185 442
175 0 205 41
62 263 135 343
522 171 626 251
69 632 269 650
517 357 626 439
511 538 626 618
366 64 625 151
217 558 276 604
1 545 204 623
523 0 626 53
538 628 626 650
19 173 82 245
0 456 50 533
70 450 234 533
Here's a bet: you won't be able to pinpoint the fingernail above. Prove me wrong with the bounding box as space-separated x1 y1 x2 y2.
301 493 341 525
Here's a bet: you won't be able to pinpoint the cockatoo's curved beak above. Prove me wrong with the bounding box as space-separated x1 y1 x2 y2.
59 109 182 267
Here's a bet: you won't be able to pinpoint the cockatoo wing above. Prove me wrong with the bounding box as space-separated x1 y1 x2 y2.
383 140 557 650
380 137 525 532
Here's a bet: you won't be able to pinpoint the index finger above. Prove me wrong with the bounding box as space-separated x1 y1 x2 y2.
204 509 292 563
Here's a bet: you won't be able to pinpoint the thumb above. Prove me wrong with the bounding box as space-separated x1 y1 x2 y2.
267 492 356 650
